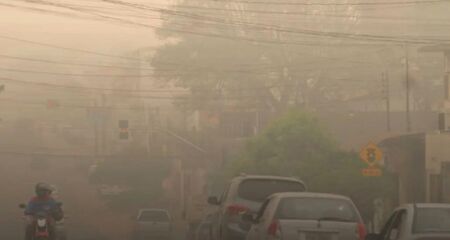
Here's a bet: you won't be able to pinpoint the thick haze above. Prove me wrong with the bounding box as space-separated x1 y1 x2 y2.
1 1 165 58
2 1 450 240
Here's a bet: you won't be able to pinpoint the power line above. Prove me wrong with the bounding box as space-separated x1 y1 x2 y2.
203 0 450 6
0 54 154 70
99 0 450 44
0 35 143 61
146 1 450 24
18 0 449 45
0 77 186 94
0 97 165 110
0 67 157 78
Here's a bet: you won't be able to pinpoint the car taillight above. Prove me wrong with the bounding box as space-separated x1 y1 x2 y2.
267 220 281 237
357 223 367 240
226 204 249 216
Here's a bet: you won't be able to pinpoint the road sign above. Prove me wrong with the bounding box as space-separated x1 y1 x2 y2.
360 142 383 167
362 167 382 177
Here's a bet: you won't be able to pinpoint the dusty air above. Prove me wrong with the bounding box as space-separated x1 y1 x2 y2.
1 0 450 240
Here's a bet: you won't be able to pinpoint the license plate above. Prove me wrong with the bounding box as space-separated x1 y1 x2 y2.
303 232 333 240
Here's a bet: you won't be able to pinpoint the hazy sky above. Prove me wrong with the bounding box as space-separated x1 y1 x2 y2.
1 2 165 58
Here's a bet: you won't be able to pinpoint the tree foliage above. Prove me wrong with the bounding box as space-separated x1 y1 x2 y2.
227 109 395 220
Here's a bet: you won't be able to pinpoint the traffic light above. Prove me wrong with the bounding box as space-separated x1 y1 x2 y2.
119 120 129 140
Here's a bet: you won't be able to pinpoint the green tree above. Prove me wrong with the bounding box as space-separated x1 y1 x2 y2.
227 109 394 220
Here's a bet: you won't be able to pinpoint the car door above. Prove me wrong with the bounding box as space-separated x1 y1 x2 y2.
246 199 271 240
377 211 400 240
380 209 408 240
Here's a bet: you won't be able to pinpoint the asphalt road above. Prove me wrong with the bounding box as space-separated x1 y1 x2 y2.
0 154 132 240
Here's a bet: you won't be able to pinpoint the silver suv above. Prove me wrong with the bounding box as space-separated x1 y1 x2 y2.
208 175 306 240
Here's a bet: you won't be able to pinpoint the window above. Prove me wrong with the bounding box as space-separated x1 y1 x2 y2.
274 197 358 222
237 179 305 202
414 207 450 233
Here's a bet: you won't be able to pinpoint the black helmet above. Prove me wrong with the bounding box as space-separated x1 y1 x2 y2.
35 182 53 197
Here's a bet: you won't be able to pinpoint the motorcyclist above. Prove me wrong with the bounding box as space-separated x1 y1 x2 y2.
24 182 63 240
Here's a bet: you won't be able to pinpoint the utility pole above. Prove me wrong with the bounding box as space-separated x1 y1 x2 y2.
94 99 99 157
100 93 106 156
383 72 391 132
405 45 412 132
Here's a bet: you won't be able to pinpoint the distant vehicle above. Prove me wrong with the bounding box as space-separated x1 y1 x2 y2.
243 192 366 240
132 209 172 240
366 203 450 240
208 174 306 240
195 214 214 240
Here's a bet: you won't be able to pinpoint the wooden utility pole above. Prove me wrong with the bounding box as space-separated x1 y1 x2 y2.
383 72 391 132
101 93 106 155
94 99 99 157
405 45 412 132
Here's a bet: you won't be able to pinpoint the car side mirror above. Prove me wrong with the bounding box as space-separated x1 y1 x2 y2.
19 203 26 209
208 196 220 206
242 213 257 224
365 233 380 240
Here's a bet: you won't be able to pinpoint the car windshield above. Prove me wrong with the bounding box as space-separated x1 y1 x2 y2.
138 211 169 222
237 179 305 202
275 197 358 222
414 208 450 233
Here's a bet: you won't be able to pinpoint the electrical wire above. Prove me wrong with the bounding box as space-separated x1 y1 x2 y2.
0 35 143 61
200 0 450 6
12 0 450 45
0 54 154 70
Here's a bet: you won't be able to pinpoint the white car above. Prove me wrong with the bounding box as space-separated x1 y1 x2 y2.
244 192 366 240
366 203 450 240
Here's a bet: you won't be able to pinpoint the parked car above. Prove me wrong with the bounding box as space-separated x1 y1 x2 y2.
132 209 172 240
243 192 366 240
195 214 214 240
366 203 450 240
208 174 306 240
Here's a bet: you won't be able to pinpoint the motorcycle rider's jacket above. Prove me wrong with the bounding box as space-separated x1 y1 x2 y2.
24 196 60 217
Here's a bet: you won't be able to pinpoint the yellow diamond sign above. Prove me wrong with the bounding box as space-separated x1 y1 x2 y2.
360 142 383 167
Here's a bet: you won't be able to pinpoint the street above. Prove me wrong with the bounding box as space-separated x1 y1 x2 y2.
2 1 450 240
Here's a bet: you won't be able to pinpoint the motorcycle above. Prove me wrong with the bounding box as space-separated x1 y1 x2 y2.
19 202 64 240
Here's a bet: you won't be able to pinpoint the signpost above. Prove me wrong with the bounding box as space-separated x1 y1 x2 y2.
360 142 383 177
